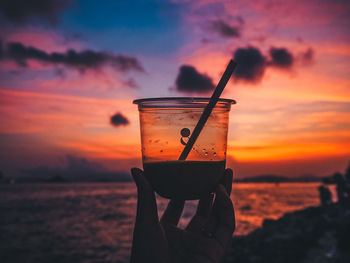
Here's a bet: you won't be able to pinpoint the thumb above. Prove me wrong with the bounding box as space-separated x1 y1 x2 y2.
131 168 159 226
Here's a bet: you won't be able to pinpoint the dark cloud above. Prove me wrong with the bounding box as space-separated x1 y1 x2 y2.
301 48 314 65
233 46 266 82
123 78 138 89
269 47 294 68
232 45 315 83
54 67 66 78
175 65 215 93
0 0 74 25
5 42 144 72
211 19 240 38
21 155 131 182
110 112 129 127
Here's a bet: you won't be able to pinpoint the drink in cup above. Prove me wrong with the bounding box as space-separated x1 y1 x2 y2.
133 97 235 200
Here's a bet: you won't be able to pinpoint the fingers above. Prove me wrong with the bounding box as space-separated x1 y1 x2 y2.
186 193 214 232
162 223 204 263
201 169 235 247
131 168 159 226
212 184 235 247
196 192 215 218
161 199 185 226
187 169 233 234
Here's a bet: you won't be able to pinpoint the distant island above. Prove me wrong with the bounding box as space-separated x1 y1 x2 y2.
0 173 323 184
0 170 133 184
235 174 322 183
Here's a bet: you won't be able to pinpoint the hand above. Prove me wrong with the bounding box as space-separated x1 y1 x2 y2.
130 168 235 263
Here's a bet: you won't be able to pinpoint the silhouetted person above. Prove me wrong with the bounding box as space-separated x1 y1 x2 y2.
318 185 332 206
345 162 350 181
344 162 350 203
334 172 347 204
130 168 235 263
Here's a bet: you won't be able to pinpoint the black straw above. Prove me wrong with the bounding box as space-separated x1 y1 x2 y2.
178 59 237 160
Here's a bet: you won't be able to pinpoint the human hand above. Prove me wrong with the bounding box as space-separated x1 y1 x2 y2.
130 168 235 263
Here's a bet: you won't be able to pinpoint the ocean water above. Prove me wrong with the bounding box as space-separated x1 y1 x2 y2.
0 182 335 263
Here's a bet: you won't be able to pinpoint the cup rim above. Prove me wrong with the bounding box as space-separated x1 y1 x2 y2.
133 97 236 105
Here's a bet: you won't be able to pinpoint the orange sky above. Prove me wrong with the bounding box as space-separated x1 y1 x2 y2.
0 0 349 179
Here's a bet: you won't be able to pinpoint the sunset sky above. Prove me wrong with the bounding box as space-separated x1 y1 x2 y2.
0 0 349 179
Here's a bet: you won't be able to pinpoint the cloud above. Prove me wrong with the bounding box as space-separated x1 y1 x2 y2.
175 65 215 93
232 45 314 83
210 19 240 38
3 41 144 73
21 155 131 182
268 47 294 68
301 47 314 65
122 78 139 89
233 46 266 82
110 112 130 127
0 0 74 25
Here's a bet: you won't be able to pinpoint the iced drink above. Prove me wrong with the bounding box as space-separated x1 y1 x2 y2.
134 97 235 200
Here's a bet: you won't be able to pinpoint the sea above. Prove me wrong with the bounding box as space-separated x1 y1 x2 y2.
0 182 336 263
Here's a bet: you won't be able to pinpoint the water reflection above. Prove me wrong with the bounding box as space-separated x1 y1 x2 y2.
0 183 334 263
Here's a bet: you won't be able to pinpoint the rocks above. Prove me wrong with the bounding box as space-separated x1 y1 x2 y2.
222 203 350 263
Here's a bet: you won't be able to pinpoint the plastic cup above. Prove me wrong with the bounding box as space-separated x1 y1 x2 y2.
133 97 235 200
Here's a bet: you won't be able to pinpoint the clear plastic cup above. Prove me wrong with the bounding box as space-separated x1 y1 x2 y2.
133 97 235 200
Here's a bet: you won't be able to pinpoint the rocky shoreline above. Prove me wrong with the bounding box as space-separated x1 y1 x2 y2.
223 203 350 263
